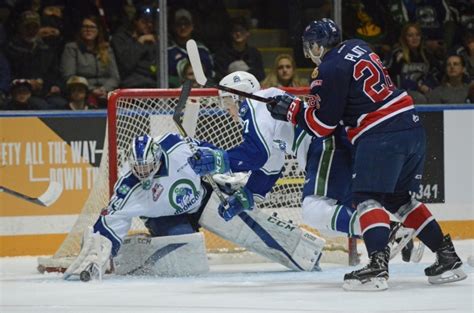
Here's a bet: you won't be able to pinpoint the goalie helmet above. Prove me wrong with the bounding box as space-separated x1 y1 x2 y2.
129 135 163 181
218 71 260 111
302 18 341 65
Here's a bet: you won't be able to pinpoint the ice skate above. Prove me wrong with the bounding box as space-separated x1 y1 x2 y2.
425 234 467 284
343 247 390 291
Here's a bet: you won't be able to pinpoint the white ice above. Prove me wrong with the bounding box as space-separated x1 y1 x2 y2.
1 240 473 313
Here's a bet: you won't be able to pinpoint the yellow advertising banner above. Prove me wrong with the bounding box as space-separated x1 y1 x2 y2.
0 115 106 255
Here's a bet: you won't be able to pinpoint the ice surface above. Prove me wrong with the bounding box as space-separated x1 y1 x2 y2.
1 240 473 313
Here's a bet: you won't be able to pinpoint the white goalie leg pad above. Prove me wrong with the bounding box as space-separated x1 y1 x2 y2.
200 194 325 271
63 227 112 281
114 232 209 276
302 195 361 237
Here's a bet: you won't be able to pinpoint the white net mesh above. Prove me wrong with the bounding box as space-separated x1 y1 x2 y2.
48 88 348 263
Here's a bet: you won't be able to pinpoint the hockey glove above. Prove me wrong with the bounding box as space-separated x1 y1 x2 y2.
187 148 230 176
266 93 302 125
218 186 254 221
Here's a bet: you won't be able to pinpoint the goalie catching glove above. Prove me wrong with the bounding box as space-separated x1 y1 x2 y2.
63 227 112 281
187 148 230 176
266 93 302 125
219 186 254 221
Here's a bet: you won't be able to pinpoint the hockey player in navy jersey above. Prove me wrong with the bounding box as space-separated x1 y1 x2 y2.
266 18 467 291
64 133 325 281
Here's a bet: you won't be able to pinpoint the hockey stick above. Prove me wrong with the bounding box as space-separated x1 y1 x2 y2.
186 39 275 104
173 80 229 207
0 181 63 207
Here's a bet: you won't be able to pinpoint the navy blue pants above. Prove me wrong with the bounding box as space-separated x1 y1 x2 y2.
352 126 426 210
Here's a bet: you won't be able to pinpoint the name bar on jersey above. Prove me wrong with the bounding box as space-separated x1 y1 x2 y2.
346 92 414 144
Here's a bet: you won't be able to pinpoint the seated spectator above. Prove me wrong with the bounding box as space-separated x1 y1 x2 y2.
386 22 441 104
38 1 65 51
427 55 472 104
5 10 66 109
4 79 49 110
111 5 157 88
168 8 213 88
214 17 265 82
261 54 306 88
454 31 474 82
177 59 200 88
64 76 93 110
61 15 120 108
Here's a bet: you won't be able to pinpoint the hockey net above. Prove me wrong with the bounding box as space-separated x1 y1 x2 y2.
38 87 355 272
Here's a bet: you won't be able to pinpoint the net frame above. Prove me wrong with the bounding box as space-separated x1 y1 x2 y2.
37 87 355 272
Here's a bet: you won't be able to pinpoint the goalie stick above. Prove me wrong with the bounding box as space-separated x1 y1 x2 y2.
0 181 63 207
173 79 229 208
186 40 275 105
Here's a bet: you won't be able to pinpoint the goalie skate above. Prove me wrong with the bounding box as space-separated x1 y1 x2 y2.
425 234 467 285
388 222 424 263
343 247 390 291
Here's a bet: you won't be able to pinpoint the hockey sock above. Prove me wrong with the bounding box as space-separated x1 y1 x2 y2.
400 202 443 252
359 207 390 255
331 205 360 237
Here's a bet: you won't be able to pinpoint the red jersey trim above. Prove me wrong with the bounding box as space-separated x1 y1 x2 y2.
304 107 337 137
346 92 414 143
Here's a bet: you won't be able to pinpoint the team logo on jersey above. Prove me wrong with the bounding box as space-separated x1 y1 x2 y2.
307 94 321 109
142 179 152 190
239 102 249 116
311 67 319 79
152 183 164 201
169 179 200 214
118 184 131 195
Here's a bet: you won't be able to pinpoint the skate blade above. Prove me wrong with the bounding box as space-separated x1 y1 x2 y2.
409 242 425 263
342 277 388 291
389 229 415 260
428 268 467 285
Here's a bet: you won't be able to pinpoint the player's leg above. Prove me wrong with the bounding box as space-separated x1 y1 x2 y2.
199 190 325 272
343 132 405 291
302 132 358 237
386 127 466 283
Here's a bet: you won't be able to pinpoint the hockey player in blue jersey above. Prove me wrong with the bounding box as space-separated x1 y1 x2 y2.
64 133 325 281
266 18 467 291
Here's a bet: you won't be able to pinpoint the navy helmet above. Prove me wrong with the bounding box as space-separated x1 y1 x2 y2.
302 18 342 65
129 135 163 181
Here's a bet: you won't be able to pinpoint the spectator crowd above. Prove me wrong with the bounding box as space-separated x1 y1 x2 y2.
0 0 473 110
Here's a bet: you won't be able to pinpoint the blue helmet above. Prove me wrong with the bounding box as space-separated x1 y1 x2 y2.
129 135 163 181
302 18 342 65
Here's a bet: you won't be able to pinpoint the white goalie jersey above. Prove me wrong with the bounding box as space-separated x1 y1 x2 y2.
94 133 207 256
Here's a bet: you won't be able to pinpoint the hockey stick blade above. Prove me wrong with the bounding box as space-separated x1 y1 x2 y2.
173 80 229 208
186 39 274 105
173 79 193 136
0 181 63 207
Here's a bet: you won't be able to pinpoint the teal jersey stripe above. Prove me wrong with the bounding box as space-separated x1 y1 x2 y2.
315 136 335 196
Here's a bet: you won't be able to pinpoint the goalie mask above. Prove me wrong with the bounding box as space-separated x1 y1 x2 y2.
302 18 341 65
218 71 260 120
129 135 163 181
